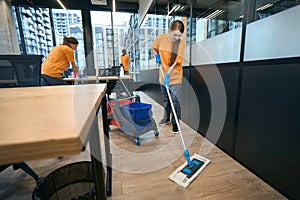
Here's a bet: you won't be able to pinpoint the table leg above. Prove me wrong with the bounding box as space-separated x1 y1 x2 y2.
89 115 107 200
101 94 112 196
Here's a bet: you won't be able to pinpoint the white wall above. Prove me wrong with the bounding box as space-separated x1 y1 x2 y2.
244 5 300 61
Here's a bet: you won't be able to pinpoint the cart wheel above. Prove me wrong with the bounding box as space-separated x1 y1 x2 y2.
154 131 159 136
135 138 141 146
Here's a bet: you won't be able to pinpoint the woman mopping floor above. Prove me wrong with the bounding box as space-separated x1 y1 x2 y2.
152 20 210 188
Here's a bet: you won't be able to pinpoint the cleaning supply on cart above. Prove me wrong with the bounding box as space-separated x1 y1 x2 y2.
158 66 210 188
120 65 124 76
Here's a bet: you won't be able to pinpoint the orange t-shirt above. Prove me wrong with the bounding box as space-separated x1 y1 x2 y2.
120 54 130 72
151 33 185 85
41 45 75 78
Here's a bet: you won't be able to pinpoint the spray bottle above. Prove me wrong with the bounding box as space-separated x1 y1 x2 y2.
120 65 124 76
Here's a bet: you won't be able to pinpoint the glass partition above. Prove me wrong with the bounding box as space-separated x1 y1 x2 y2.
244 3 300 61
190 1 244 65
143 0 244 66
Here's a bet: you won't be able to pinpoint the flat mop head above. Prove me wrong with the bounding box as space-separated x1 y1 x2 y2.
169 154 210 188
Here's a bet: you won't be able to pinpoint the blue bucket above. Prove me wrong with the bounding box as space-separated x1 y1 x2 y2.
120 102 152 123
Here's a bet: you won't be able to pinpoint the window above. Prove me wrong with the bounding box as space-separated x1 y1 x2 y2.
14 6 54 56
91 11 131 72
52 9 85 73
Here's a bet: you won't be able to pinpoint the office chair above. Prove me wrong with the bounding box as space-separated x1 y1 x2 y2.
0 55 42 88
0 60 17 88
0 55 43 183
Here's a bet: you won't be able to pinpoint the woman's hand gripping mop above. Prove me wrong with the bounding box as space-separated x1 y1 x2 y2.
156 54 210 188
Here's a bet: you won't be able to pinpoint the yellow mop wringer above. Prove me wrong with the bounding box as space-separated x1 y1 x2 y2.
159 66 210 188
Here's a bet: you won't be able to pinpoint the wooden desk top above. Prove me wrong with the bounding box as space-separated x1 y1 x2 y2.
0 84 107 165
64 75 132 82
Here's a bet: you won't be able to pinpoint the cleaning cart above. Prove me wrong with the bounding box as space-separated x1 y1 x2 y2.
107 95 159 146
101 66 159 146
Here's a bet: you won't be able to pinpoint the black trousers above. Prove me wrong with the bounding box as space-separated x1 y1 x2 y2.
41 74 68 86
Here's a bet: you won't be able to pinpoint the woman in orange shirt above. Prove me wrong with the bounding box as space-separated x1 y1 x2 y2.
151 20 186 133
120 49 130 75
41 36 80 86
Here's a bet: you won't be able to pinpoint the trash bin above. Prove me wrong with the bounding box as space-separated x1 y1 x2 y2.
32 161 96 200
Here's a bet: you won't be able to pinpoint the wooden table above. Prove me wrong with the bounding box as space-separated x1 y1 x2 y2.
0 84 108 200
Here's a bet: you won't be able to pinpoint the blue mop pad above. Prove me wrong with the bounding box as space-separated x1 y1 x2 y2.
169 154 210 188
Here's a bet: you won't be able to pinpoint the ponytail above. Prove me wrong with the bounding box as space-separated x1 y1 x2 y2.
62 36 78 47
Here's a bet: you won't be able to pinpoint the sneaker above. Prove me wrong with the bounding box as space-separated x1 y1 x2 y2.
172 123 179 133
159 118 170 126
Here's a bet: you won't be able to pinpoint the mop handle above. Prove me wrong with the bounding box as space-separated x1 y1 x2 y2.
118 78 131 96
158 65 187 150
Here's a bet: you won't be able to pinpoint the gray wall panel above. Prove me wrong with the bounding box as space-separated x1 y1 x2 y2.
235 61 300 199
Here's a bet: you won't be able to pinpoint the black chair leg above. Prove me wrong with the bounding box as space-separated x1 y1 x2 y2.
0 164 10 172
13 162 39 182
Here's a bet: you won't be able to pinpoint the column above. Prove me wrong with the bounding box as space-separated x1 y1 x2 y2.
81 9 95 75
0 0 20 54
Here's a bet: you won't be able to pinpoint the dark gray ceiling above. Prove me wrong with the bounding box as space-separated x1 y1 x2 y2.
11 0 139 12
11 0 243 19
